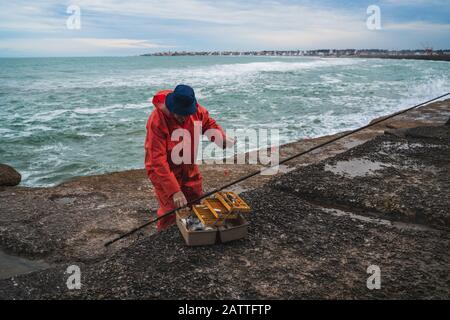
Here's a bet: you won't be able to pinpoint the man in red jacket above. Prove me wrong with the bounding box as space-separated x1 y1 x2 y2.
145 84 235 231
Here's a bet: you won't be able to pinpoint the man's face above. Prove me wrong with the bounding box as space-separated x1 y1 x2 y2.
173 113 188 124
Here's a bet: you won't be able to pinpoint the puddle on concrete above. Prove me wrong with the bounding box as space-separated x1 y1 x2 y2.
53 197 76 205
229 185 250 194
0 250 50 280
323 208 434 232
277 164 296 174
325 158 389 178
49 195 77 205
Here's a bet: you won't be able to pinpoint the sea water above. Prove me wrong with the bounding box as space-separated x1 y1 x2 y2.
0 56 449 186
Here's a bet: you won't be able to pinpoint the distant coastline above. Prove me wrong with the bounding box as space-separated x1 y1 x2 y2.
142 49 450 62
350 54 450 62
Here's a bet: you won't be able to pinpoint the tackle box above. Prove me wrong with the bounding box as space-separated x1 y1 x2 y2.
192 204 225 226
176 191 251 246
216 191 251 213
218 214 249 243
202 198 239 220
176 211 218 246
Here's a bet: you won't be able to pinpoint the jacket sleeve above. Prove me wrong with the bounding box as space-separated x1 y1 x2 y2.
200 105 228 148
144 112 181 199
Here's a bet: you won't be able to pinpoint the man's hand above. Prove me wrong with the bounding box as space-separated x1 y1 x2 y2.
225 136 236 149
173 191 188 208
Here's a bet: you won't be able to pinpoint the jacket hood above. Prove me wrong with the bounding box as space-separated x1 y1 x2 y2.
152 90 172 117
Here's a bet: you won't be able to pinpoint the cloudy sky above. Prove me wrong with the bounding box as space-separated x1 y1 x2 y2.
0 0 449 57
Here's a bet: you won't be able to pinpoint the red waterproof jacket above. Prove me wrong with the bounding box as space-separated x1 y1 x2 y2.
145 90 227 201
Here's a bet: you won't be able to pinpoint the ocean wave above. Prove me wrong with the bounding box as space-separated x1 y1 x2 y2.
3 58 360 92
320 74 342 84
73 102 149 115
163 59 359 87
24 110 70 123
189 58 357 75
405 77 450 102
76 132 105 137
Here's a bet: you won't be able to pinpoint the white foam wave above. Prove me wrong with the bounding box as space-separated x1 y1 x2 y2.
25 109 70 123
73 102 149 114
164 59 359 85
320 74 342 84
11 58 360 91
77 132 105 137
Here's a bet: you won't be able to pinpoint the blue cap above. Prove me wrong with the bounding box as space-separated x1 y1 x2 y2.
166 84 197 116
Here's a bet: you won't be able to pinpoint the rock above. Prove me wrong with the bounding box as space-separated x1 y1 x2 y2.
446 117 450 126
0 164 21 186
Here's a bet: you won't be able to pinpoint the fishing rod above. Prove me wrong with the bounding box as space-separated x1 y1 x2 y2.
104 92 450 247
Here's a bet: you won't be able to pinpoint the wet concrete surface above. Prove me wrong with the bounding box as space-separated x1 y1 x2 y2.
0 99 449 299
274 126 450 228
0 183 448 299
0 123 449 299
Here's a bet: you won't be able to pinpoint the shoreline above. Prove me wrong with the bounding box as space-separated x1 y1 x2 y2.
344 54 450 62
0 98 449 298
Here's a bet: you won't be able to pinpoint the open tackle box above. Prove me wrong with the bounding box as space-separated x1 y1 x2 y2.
176 191 251 246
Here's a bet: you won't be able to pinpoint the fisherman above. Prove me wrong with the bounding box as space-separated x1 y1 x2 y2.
145 84 235 231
